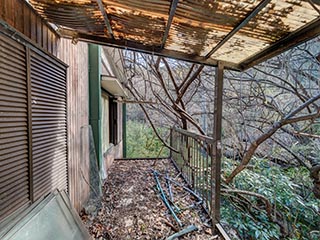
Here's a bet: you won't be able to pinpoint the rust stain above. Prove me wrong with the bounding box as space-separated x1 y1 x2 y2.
28 0 319 65
30 0 106 35
240 0 318 41
207 0 319 63
106 3 167 45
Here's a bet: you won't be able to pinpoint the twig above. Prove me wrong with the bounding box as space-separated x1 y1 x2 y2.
221 188 274 221
180 201 202 211
161 218 179 232
216 223 231 240
166 225 198 240
174 172 181 180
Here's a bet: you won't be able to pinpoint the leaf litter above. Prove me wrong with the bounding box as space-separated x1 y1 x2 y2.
81 159 222 240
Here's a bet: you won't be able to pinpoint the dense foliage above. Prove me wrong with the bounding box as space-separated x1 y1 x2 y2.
222 157 320 240
126 120 320 239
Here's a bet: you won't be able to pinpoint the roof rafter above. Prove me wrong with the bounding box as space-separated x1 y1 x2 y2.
27 0 320 70
58 28 240 70
240 17 320 70
162 0 179 48
205 0 271 59
308 0 320 15
96 0 114 38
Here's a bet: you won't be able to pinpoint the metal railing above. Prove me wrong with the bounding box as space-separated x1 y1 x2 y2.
170 127 219 225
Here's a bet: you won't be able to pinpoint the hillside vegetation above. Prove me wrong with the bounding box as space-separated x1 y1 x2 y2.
124 37 320 239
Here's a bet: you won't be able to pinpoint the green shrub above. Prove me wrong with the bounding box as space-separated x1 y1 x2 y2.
126 120 169 158
222 157 320 240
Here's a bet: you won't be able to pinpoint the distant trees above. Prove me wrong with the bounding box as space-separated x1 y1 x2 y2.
123 38 320 197
222 40 320 199
124 54 206 134
122 38 320 238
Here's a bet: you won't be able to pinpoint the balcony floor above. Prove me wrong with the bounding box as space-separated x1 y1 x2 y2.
81 159 221 240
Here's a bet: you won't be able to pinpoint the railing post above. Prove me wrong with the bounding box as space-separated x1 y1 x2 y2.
211 62 224 231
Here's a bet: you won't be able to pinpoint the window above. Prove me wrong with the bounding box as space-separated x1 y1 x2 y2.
109 98 118 144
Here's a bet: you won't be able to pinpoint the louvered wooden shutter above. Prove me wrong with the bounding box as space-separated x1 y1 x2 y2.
30 50 68 201
1 31 68 222
0 34 30 220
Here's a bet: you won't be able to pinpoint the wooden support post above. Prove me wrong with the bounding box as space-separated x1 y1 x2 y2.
211 62 224 230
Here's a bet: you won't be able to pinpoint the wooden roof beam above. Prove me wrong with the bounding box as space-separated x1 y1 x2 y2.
205 0 271 59
58 28 241 70
162 0 179 48
96 0 114 38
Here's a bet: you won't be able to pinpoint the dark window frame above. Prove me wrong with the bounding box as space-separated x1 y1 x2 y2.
109 97 118 145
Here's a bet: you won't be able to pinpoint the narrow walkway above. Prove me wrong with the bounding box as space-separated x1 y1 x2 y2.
81 159 221 239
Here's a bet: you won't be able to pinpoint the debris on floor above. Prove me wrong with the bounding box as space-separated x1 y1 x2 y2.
80 159 222 240
1 190 92 240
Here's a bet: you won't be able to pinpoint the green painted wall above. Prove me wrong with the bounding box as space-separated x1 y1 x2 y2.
88 44 102 168
122 103 127 158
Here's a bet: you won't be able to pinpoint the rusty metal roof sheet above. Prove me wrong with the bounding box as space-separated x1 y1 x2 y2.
28 0 320 70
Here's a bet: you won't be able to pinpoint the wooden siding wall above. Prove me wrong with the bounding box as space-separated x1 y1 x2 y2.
57 39 90 212
0 0 59 56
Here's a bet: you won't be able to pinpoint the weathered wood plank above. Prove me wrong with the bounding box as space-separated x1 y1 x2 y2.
0 0 59 56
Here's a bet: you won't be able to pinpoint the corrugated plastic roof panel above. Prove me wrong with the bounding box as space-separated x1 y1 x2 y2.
211 0 319 64
29 0 106 36
28 0 320 70
106 0 171 45
166 0 262 55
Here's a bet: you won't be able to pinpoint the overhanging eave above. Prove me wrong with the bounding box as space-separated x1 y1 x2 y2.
101 75 127 98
